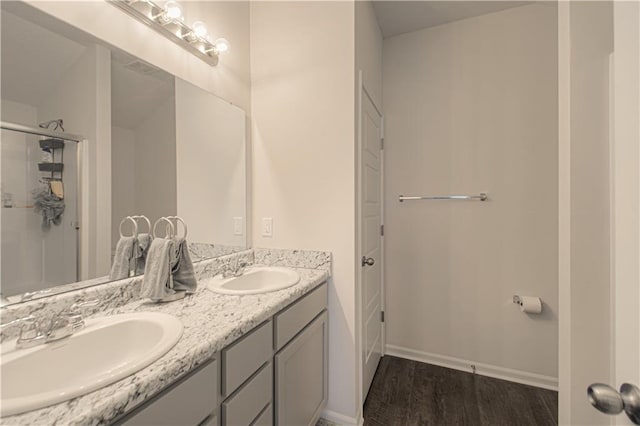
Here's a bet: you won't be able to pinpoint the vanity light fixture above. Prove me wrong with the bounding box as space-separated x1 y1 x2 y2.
108 0 229 66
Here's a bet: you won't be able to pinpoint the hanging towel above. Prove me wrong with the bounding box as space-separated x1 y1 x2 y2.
109 236 136 280
134 233 153 275
32 187 65 230
141 238 177 301
171 238 197 293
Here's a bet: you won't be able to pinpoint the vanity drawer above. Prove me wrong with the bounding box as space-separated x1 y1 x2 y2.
274 282 327 350
222 362 272 426
121 359 217 426
222 320 272 397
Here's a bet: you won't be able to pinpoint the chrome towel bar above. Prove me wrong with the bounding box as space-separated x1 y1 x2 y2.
398 193 488 202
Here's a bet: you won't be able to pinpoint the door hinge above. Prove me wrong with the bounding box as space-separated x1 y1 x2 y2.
380 138 384 150
381 311 385 322
380 224 384 236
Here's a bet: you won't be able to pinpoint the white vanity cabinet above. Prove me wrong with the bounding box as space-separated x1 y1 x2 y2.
115 282 328 426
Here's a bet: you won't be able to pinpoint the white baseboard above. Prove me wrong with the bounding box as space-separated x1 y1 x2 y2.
320 409 363 426
385 344 558 391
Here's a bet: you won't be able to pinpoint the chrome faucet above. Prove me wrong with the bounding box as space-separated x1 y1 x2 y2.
0 300 99 349
0 315 46 349
46 300 99 342
221 259 249 278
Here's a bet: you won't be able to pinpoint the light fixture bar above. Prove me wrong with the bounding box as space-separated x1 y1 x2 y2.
108 0 220 66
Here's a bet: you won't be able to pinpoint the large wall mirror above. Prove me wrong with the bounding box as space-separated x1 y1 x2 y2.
0 2 248 305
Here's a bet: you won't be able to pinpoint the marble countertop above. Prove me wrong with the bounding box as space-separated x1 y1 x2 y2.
3 266 329 426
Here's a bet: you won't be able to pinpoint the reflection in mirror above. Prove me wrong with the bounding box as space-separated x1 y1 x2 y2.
1 129 79 302
110 52 176 281
175 79 247 251
0 3 248 305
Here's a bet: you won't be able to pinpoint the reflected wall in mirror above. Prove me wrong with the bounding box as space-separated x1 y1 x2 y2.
0 3 248 305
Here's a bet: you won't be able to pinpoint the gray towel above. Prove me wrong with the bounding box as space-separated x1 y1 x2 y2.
171 238 197 292
134 233 153 275
109 236 135 280
32 187 65 230
141 238 177 301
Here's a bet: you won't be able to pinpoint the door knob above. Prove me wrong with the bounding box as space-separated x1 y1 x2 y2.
361 257 375 267
588 382 640 424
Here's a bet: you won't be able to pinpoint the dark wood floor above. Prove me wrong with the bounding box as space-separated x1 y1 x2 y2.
363 356 558 426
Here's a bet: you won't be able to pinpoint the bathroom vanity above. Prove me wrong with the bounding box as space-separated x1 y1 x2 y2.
0 249 331 426
119 283 328 426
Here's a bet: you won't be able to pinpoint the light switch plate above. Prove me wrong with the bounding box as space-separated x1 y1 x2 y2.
233 217 243 236
262 217 273 237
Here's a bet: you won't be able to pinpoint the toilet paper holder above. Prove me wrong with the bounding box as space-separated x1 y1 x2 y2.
513 295 543 314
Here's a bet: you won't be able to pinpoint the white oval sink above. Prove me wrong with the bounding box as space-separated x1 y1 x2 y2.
207 267 300 295
1 312 183 416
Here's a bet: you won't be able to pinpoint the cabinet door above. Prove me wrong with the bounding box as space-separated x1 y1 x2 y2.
274 311 328 426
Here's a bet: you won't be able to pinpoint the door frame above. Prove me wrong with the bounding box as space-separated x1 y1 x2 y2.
355 70 385 415
558 2 640 423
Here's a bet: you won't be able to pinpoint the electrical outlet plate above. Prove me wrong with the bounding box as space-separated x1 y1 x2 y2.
233 217 243 236
262 217 273 237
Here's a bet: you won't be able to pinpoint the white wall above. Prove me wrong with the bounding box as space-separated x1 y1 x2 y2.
250 1 358 422
355 1 383 109
383 4 559 385
176 79 246 247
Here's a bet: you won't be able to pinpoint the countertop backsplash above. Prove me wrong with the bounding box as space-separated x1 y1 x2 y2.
0 248 330 342
0 249 252 342
254 248 332 272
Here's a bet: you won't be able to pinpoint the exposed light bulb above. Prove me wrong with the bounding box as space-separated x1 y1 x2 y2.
192 21 207 39
213 37 230 54
163 1 182 20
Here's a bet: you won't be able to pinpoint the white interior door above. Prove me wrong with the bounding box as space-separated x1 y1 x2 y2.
609 1 640 423
560 1 640 424
360 87 383 401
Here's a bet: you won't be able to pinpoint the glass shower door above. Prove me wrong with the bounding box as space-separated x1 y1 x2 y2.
0 128 78 299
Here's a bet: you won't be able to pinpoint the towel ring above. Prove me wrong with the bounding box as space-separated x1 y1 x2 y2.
131 215 151 235
165 216 188 239
153 217 175 239
119 216 139 238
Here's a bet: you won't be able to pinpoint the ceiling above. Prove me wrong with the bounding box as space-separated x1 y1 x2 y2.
372 1 534 38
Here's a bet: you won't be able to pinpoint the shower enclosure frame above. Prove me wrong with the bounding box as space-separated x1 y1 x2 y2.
1 120 85 284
